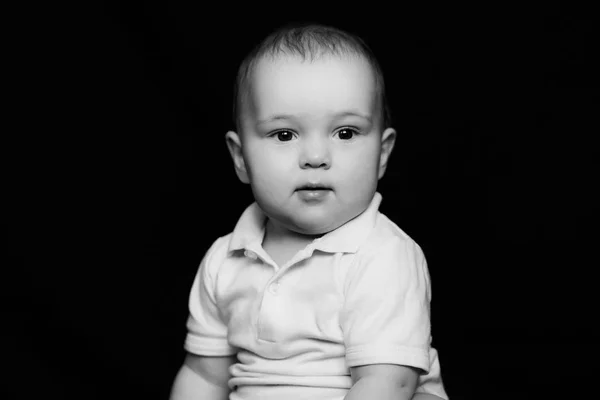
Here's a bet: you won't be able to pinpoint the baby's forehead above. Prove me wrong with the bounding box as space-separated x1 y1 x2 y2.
251 52 375 82
243 54 380 120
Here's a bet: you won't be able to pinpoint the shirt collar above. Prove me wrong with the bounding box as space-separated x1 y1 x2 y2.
228 201 267 253
228 192 383 254
310 192 382 254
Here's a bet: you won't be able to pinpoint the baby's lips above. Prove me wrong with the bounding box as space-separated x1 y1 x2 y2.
296 182 333 191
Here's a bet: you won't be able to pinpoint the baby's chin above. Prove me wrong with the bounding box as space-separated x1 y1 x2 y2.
268 206 368 238
283 218 346 237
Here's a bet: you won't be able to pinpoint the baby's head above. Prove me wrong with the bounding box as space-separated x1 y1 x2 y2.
226 23 397 237
233 23 392 133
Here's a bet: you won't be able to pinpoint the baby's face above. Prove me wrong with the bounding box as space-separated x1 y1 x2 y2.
230 54 395 236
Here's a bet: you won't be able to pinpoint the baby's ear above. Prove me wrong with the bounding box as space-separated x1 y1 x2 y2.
225 131 250 184
378 127 397 179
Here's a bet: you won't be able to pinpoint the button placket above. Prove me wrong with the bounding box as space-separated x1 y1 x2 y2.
257 278 280 342
255 252 313 342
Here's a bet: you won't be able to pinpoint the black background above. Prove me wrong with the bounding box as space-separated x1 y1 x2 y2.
7 2 598 399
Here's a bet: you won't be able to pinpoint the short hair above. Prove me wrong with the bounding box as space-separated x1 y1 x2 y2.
232 23 392 132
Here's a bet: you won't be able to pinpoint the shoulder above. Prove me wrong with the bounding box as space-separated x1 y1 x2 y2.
199 233 235 275
343 212 432 299
358 212 425 262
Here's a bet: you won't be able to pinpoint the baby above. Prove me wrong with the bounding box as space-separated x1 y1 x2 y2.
170 23 449 400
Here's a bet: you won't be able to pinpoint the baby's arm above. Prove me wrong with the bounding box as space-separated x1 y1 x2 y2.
345 364 418 400
345 364 447 400
169 353 236 400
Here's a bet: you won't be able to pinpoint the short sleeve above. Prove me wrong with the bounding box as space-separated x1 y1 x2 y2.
416 347 449 400
184 238 237 356
341 235 432 372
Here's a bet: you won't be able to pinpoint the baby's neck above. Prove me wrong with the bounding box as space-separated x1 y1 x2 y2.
262 219 321 267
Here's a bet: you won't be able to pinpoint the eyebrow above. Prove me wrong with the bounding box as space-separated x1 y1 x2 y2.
256 111 372 126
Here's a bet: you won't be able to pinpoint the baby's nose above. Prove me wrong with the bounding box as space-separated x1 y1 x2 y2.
300 140 331 169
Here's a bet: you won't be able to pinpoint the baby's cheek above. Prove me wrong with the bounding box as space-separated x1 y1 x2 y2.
342 167 378 194
341 147 379 177
248 153 294 184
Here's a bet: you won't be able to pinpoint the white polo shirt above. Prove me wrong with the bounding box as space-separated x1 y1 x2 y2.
184 192 448 400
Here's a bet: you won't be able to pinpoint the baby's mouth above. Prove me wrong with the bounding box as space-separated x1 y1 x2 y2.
296 184 332 191
295 185 333 201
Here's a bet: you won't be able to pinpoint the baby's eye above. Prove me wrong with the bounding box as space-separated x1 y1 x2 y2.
271 130 295 142
336 128 358 140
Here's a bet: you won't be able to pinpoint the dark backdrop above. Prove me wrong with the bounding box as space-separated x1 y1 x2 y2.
7 2 597 400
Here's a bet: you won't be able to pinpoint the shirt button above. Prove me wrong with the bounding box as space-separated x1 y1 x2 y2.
244 250 257 260
268 282 280 295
